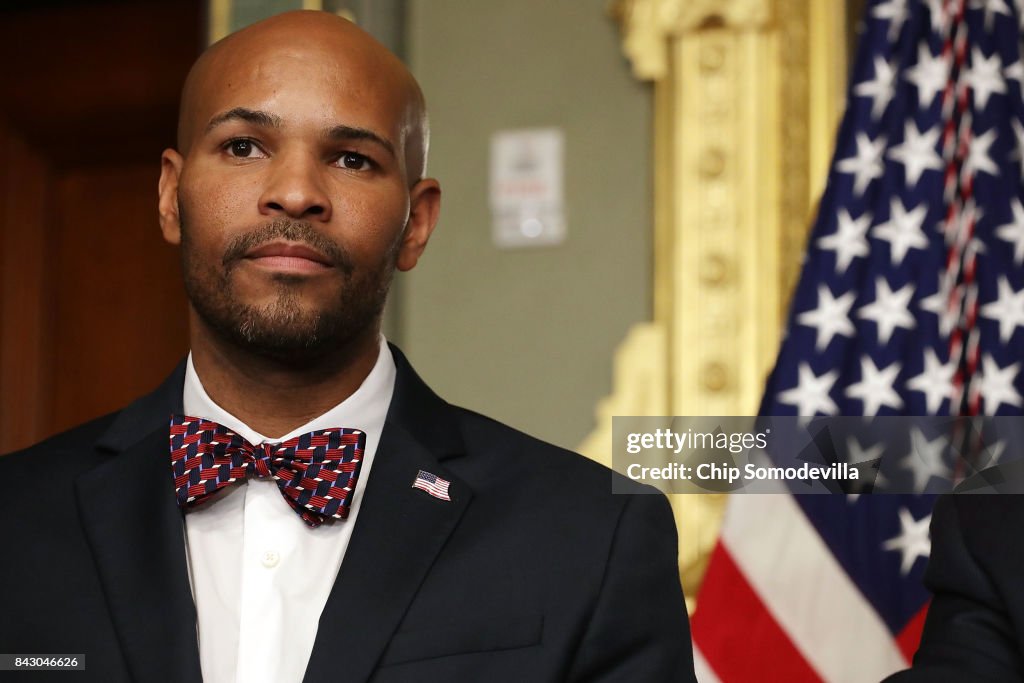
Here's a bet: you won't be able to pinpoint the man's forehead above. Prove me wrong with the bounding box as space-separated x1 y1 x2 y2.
179 13 420 142
198 9 407 76
193 43 407 121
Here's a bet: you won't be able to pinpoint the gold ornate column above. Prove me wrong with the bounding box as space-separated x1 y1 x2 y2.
581 0 845 608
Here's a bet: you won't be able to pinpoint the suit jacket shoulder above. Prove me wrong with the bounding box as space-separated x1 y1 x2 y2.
450 404 654 497
885 493 1024 683
364 349 694 682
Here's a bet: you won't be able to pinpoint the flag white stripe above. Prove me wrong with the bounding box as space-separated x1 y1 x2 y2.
693 644 722 683
721 494 906 683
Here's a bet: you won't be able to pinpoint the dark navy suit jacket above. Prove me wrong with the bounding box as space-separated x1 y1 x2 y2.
885 461 1024 683
0 346 696 682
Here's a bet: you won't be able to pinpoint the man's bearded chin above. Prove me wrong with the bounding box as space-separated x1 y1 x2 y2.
178 208 396 365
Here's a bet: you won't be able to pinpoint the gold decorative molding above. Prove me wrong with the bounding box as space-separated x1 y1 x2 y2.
669 23 782 415
612 0 772 80
584 0 846 607
776 0 847 320
208 0 232 44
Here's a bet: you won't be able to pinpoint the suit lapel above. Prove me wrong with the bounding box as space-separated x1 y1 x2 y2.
303 348 473 683
71 347 468 683
75 361 202 683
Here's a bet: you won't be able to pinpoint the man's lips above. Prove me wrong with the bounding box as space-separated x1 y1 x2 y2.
242 242 333 273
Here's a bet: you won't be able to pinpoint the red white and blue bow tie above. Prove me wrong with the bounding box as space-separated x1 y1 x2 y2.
169 415 366 528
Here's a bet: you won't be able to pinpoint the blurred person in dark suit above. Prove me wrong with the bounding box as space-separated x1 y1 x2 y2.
885 462 1024 682
0 10 695 683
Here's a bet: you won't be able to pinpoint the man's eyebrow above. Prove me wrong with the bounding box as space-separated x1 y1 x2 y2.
205 108 282 133
326 125 396 158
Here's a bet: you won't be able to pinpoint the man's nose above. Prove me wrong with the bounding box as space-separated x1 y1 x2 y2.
258 152 333 221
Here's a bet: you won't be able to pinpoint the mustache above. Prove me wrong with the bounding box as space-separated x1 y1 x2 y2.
222 219 353 274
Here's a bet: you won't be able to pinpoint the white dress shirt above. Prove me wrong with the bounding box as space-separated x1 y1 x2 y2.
181 337 396 683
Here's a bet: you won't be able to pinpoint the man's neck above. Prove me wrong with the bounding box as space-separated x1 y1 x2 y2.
189 326 381 439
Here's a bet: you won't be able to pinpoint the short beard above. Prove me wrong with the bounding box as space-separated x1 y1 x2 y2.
179 209 397 365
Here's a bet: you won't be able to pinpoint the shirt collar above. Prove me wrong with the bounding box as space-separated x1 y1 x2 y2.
182 336 396 445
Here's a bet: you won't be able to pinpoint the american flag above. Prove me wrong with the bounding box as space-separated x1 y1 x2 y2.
412 469 452 501
690 1 1024 681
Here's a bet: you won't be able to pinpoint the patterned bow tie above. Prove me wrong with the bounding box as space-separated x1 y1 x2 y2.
169 415 367 528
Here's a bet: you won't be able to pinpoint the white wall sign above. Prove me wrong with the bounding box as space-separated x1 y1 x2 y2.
489 128 566 248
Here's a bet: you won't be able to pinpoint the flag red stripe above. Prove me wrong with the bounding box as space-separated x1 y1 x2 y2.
693 544 823 683
895 602 929 663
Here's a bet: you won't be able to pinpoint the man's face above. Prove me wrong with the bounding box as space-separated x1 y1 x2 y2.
158 38 436 363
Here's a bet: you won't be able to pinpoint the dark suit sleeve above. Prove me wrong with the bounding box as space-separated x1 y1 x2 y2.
885 495 1024 683
565 492 697 683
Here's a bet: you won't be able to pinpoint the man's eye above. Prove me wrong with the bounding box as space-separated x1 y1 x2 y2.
339 152 371 170
226 139 261 158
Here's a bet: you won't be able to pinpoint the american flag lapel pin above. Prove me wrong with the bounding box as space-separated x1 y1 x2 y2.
412 469 452 501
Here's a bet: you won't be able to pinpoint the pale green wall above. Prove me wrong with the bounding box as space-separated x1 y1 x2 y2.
401 1 653 449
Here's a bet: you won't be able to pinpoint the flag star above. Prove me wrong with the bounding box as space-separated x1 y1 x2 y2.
846 436 888 493
854 57 898 119
887 121 943 187
837 133 887 196
1005 60 1024 86
964 127 1000 177
919 279 957 338
923 0 948 31
882 507 931 576
873 0 910 40
980 277 1024 342
979 354 1023 414
849 437 886 466
873 198 929 265
796 285 857 351
777 363 840 417
969 0 1013 29
967 235 987 259
997 199 1024 265
987 440 1003 466
964 47 1008 109
906 348 955 414
905 43 950 108
903 427 952 493
845 356 904 416
859 278 917 343
1011 119 1024 180
979 440 1007 468
818 209 872 273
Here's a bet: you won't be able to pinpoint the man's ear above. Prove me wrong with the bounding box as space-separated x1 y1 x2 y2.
158 149 184 245
396 178 441 272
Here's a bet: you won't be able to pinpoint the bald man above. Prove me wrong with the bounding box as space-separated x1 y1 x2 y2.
0 11 695 683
